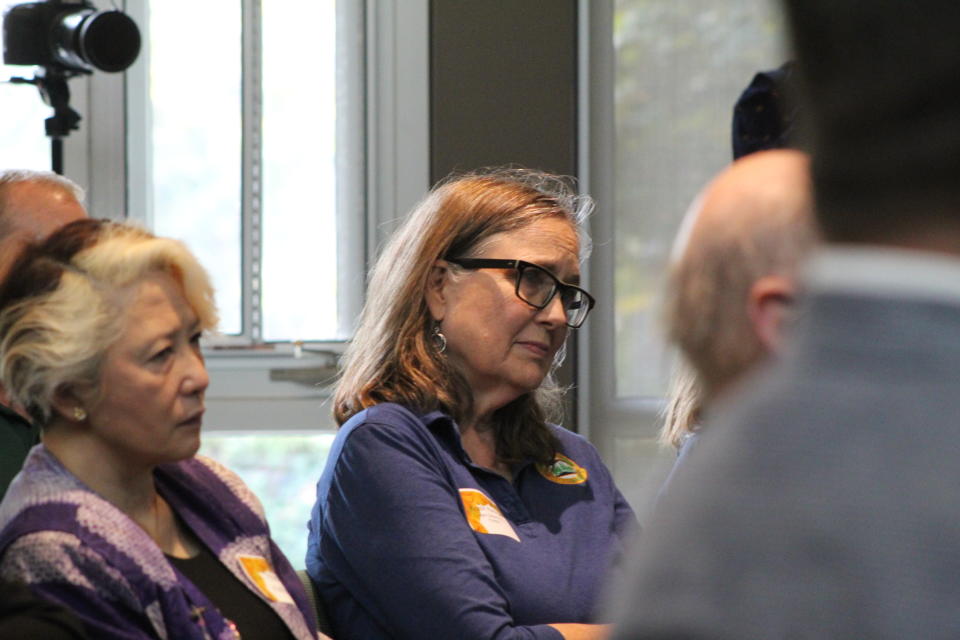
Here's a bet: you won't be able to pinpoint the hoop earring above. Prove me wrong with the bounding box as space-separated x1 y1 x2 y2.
73 407 87 422
432 324 447 354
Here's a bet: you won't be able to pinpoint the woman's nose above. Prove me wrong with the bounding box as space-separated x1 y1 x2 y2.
536 293 568 328
181 349 210 395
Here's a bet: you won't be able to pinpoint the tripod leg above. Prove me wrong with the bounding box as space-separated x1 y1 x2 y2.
51 137 64 175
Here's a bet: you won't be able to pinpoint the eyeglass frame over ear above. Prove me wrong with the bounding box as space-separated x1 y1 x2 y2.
443 257 596 328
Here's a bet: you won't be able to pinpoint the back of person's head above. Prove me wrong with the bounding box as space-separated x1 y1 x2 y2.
0 169 86 281
732 62 800 160
0 168 83 205
784 0 960 245
0 219 217 426
0 169 85 232
663 150 816 405
333 167 592 457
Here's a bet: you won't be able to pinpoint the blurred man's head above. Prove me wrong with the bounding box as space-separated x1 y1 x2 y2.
665 150 817 406
0 170 86 282
785 0 960 248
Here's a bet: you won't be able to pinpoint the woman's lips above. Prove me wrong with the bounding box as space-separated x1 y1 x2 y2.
516 341 550 357
179 409 205 427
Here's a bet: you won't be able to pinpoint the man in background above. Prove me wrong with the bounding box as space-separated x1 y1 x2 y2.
658 149 817 482
0 170 86 499
613 0 960 636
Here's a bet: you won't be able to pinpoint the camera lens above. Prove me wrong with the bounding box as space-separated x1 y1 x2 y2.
55 9 141 72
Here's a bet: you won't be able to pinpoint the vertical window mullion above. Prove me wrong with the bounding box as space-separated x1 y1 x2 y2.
241 0 263 343
336 0 367 340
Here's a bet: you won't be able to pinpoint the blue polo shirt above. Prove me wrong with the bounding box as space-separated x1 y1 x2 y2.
306 403 635 640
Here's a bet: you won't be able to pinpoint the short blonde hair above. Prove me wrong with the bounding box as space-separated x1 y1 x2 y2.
0 219 217 425
659 357 703 449
334 167 592 464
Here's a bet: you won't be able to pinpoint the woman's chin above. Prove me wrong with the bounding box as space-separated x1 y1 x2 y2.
496 378 549 408
515 368 551 394
171 431 202 463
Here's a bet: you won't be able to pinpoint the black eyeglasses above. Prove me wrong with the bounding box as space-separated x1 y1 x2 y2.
445 258 596 328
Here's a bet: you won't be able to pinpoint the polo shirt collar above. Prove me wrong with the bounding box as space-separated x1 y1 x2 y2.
806 244 960 304
420 409 536 474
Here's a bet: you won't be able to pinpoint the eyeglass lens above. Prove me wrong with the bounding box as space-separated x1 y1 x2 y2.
517 264 589 327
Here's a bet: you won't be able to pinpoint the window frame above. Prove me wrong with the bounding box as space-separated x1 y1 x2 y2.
580 0 790 517
578 0 670 516
81 0 430 431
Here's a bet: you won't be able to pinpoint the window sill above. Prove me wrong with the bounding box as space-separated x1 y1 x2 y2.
202 342 343 432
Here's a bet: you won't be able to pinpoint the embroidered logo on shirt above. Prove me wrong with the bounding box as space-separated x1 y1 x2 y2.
536 453 588 485
458 488 520 542
237 554 296 605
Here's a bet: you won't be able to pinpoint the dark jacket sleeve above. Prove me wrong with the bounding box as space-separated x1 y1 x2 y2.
0 580 89 639
0 407 37 501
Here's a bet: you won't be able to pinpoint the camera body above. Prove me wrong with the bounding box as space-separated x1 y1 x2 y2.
3 0 140 73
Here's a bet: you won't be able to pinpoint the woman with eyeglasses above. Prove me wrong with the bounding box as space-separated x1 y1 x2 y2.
306 168 635 640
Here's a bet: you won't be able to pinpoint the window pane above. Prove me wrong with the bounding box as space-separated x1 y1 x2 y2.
148 1 242 334
0 1 56 171
198 432 335 568
260 1 339 341
613 0 784 397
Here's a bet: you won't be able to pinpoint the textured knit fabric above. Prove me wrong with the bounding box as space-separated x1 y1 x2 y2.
613 249 960 638
307 403 636 640
0 446 318 640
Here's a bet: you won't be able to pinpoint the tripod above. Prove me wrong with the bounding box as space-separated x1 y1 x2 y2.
11 69 82 175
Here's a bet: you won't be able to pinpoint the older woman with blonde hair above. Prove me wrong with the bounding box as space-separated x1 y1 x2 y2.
306 168 635 640
0 219 319 639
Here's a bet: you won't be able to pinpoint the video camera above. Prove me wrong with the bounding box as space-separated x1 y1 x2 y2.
2 0 141 172
3 0 140 74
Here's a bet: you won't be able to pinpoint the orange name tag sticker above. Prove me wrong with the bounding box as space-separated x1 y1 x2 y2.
238 555 296 605
459 488 520 542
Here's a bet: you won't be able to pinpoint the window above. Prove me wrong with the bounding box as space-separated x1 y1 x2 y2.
199 432 335 566
610 0 785 398
145 0 244 334
138 0 353 342
120 1 363 561
119 0 430 563
584 0 786 515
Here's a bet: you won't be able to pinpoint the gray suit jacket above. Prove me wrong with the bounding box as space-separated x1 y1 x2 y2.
613 290 960 639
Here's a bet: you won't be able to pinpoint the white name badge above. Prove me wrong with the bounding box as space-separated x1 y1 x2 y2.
459 488 520 542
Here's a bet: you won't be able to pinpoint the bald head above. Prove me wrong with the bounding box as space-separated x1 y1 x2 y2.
672 150 812 265
0 171 87 282
665 149 817 403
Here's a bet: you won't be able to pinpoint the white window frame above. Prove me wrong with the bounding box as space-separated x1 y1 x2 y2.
579 0 680 515
580 0 789 517
77 0 430 432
